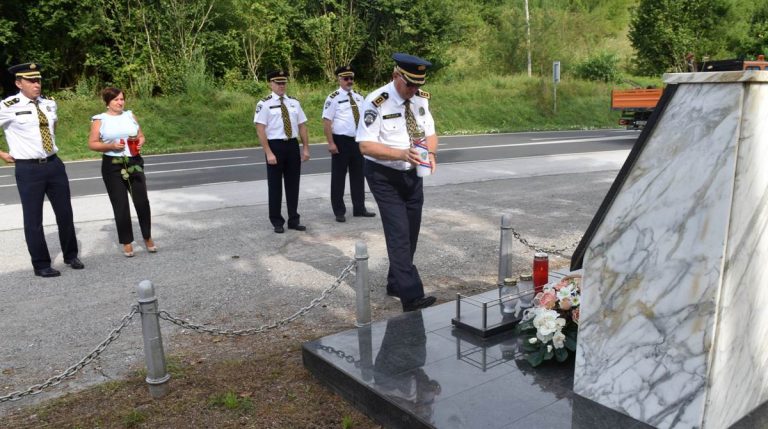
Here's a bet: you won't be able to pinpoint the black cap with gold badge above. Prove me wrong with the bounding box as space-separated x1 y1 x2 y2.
266 70 288 83
392 53 431 85
335 65 355 77
8 63 42 80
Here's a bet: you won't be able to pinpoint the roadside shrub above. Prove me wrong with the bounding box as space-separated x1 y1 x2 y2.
574 52 621 82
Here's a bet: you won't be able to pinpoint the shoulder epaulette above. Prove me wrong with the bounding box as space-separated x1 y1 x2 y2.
372 92 389 107
354 90 365 98
416 89 430 99
286 95 297 100
40 94 54 101
2 97 19 107
260 94 273 102
329 90 339 99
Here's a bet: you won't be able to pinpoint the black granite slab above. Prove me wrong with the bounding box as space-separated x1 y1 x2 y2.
303 289 768 429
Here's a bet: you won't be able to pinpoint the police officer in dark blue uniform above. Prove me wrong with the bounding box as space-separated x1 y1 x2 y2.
0 63 84 277
356 53 439 312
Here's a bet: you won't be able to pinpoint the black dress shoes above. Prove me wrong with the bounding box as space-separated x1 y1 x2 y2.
335 215 346 223
287 224 307 231
274 225 285 233
65 258 84 269
402 296 436 312
386 287 399 297
34 267 61 278
353 210 376 218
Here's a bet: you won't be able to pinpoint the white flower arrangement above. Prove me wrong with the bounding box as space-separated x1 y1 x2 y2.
517 275 581 367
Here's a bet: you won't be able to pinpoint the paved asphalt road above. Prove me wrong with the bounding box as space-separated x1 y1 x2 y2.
0 129 638 204
0 128 636 413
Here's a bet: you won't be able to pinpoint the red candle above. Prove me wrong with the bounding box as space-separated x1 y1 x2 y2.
127 135 140 156
533 252 549 293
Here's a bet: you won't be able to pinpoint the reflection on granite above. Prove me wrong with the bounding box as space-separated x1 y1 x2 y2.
574 71 768 429
374 313 442 421
303 291 660 429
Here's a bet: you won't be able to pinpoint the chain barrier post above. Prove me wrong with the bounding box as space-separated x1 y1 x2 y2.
354 241 371 327
498 214 513 285
137 280 170 398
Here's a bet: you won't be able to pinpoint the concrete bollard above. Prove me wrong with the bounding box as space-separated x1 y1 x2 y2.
354 241 371 327
136 280 171 398
498 214 513 285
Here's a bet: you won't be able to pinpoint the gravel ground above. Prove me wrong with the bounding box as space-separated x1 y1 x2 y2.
0 152 624 416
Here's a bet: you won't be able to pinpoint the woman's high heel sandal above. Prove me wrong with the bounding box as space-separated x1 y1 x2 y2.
123 243 134 257
144 239 157 253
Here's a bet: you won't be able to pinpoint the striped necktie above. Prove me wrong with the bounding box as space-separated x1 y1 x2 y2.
348 91 360 127
33 100 54 153
279 96 292 138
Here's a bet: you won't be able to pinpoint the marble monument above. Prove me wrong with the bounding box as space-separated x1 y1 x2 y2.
573 71 768 429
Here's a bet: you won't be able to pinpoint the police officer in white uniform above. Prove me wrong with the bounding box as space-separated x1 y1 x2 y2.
0 63 84 277
322 65 375 222
356 53 438 312
254 70 310 233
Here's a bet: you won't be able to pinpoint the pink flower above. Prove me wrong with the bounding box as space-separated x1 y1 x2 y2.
554 280 568 291
560 298 572 310
572 308 580 324
539 292 558 309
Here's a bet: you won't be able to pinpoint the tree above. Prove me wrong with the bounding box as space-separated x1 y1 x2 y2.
301 1 366 81
232 0 279 81
629 0 730 75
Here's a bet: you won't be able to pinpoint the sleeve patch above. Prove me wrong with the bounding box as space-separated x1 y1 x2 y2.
364 109 377 126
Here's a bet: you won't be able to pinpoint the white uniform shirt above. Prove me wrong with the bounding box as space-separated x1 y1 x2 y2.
355 81 435 171
253 92 308 140
0 93 58 159
322 87 365 137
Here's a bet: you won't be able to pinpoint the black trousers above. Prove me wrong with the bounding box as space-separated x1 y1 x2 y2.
101 155 151 244
15 155 78 270
330 134 365 216
364 160 424 305
266 138 301 227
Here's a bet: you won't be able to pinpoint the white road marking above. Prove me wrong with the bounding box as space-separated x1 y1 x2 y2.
0 135 634 188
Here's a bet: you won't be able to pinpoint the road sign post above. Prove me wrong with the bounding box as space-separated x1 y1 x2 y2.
553 61 560 113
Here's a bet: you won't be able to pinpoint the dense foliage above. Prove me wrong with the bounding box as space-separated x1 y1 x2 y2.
0 0 766 96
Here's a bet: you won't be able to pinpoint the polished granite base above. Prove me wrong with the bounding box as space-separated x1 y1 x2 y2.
303 286 768 428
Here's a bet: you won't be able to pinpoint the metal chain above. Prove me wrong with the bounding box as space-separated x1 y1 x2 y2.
158 260 357 337
509 227 582 258
317 344 360 365
0 305 139 403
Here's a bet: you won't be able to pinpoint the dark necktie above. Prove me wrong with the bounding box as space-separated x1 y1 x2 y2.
348 91 360 127
279 96 292 138
404 99 419 140
33 100 54 153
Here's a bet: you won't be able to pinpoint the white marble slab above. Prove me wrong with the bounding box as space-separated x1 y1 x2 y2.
703 82 768 429
664 70 768 84
574 77 755 429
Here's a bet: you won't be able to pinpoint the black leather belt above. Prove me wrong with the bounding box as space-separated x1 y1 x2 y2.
15 154 57 164
268 138 298 143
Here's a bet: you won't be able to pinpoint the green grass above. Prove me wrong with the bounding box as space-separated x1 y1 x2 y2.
208 390 254 412
1 74 623 161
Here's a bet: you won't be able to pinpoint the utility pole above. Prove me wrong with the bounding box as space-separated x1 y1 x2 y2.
525 0 532 77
